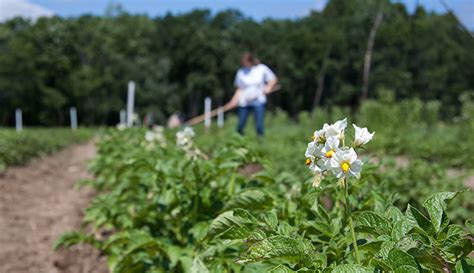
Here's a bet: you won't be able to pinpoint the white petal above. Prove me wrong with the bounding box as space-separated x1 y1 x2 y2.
334 118 347 130
330 153 341 167
351 159 363 173
347 148 358 163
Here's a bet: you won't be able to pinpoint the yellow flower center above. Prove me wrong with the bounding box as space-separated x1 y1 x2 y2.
341 161 350 173
305 158 312 165
325 150 335 158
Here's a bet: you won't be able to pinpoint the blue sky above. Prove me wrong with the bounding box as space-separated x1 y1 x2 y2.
1 0 473 29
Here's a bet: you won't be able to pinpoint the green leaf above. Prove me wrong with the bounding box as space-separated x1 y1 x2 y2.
189 221 209 242
312 204 331 223
386 206 403 222
331 264 373 273
207 209 257 240
355 211 391 236
379 241 395 260
252 173 275 184
391 216 416 241
313 222 334 237
387 248 418 269
407 248 445 271
422 192 459 233
53 231 96 250
394 265 419 273
406 205 434 235
268 264 297 272
455 259 474 273
191 256 209 273
244 235 314 265
358 241 383 253
223 189 274 211
259 211 278 229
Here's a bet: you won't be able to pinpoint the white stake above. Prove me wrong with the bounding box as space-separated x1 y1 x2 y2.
204 97 211 129
217 106 224 128
15 108 22 132
126 81 136 127
120 109 126 125
70 107 78 130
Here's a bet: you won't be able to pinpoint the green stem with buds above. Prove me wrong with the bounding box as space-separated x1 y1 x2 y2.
343 177 361 264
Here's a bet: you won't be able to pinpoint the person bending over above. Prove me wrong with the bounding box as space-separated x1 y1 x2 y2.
228 52 278 136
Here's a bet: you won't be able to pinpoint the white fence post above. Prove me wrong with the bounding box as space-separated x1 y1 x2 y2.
126 81 136 127
120 109 126 125
204 97 211 129
15 108 22 132
217 106 224 128
70 107 78 130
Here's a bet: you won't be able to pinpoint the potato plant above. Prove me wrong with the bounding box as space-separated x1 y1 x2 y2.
0 128 92 170
55 121 473 272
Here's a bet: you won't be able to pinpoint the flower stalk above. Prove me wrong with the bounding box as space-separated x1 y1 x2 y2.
304 118 373 265
343 177 360 264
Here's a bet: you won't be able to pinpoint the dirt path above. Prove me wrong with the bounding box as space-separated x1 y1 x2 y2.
0 142 108 273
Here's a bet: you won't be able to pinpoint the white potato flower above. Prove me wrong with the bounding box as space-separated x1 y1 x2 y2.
314 118 347 143
352 124 375 148
145 131 155 142
305 142 322 172
318 136 340 170
305 118 372 187
312 128 326 143
330 148 363 179
116 123 126 131
145 129 167 148
324 118 347 139
176 127 195 148
153 125 164 134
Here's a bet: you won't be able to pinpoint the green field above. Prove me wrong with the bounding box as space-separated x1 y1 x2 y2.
0 128 93 170
55 99 473 272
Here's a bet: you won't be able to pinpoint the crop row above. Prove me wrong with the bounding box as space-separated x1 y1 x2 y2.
0 128 93 170
56 118 473 272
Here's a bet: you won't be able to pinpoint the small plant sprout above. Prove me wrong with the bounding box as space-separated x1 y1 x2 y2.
305 118 374 264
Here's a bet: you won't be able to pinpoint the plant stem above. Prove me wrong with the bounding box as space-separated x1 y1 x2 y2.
344 177 361 264
228 172 236 196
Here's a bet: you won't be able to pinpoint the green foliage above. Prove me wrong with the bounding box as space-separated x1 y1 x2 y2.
0 128 92 170
1 0 473 126
55 123 473 272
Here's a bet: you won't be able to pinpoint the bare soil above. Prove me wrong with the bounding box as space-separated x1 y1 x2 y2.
0 142 108 273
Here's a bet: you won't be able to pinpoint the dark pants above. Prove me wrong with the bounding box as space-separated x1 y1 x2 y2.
237 103 265 136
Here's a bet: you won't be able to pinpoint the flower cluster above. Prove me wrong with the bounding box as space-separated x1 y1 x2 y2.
144 125 167 147
116 123 126 131
305 118 374 187
176 127 207 159
176 127 195 149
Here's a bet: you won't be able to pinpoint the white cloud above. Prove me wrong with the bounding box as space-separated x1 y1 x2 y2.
0 0 54 22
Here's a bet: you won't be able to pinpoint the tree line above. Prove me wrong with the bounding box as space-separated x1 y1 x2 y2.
0 0 472 126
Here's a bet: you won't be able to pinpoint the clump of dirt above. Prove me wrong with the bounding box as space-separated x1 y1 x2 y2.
0 142 108 273
238 163 264 176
